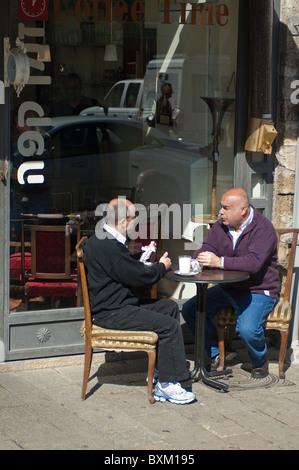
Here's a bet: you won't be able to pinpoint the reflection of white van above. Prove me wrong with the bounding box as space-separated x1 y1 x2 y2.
142 59 185 121
82 56 234 145
80 60 188 127
143 56 235 143
81 79 144 119
144 58 207 141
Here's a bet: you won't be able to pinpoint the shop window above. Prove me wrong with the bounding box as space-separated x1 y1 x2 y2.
9 0 239 312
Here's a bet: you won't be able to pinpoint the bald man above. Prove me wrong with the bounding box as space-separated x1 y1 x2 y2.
182 188 279 378
83 198 195 405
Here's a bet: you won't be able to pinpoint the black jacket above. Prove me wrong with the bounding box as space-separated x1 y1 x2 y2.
83 230 165 320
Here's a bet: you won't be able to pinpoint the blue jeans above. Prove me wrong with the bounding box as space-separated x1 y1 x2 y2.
181 285 277 367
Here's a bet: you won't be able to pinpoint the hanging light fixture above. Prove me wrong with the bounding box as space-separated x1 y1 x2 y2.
104 2 117 61
104 44 117 61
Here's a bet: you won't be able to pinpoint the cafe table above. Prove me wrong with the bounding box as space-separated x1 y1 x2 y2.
166 267 249 391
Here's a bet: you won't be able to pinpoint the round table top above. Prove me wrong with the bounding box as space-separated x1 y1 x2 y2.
166 267 249 285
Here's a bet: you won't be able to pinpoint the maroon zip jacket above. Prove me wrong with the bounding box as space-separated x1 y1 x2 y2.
193 206 280 298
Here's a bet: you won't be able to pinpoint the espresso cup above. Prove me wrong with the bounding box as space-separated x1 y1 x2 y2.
179 255 191 274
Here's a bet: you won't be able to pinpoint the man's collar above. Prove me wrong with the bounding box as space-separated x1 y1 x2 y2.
103 223 126 245
240 206 254 231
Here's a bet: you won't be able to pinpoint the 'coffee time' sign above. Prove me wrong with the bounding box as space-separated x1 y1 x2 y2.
53 0 229 27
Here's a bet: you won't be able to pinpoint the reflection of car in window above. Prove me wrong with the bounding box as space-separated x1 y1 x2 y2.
15 116 210 216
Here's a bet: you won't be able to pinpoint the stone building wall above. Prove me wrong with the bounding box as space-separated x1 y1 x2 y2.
272 0 299 228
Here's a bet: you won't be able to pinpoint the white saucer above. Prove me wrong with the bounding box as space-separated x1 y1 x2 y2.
174 270 197 276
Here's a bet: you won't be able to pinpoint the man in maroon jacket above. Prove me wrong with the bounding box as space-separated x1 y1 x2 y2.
182 188 279 378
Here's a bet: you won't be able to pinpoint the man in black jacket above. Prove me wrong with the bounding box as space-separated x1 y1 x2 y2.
83 198 195 405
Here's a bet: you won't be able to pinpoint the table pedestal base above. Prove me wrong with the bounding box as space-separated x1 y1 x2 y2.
190 283 232 391
191 366 232 391
166 267 249 392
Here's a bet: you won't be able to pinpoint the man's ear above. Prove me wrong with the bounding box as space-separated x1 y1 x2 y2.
241 206 248 217
118 217 127 232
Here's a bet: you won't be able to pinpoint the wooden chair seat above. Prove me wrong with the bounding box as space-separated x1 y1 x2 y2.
216 228 299 379
81 321 158 351
217 299 292 378
76 237 158 404
218 298 292 330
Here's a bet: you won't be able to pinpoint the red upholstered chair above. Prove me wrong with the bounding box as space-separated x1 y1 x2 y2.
10 251 31 282
10 214 65 285
24 224 80 309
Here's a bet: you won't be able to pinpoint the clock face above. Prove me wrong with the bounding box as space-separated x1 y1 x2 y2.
6 50 30 87
19 0 48 20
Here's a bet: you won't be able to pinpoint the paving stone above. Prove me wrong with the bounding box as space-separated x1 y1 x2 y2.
0 355 299 450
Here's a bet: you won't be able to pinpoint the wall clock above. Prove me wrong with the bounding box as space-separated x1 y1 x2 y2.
7 50 30 86
4 38 30 97
19 0 49 21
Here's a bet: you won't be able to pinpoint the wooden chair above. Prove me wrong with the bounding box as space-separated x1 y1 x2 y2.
24 223 80 309
216 228 299 379
76 236 158 403
10 214 70 283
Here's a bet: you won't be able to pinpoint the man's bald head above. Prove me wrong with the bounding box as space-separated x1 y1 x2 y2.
219 188 250 231
105 198 135 227
222 188 250 208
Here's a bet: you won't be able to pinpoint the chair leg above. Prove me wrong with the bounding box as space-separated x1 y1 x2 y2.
278 329 289 380
81 344 93 400
217 325 225 371
147 350 157 404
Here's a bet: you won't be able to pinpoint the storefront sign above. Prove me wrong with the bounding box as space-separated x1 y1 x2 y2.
15 23 52 185
53 0 229 26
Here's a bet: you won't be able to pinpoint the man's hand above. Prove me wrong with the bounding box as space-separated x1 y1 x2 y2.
197 251 221 268
159 251 172 271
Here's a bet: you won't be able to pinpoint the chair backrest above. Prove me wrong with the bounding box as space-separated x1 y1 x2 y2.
26 224 78 280
76 236 92 334
276 228 299 301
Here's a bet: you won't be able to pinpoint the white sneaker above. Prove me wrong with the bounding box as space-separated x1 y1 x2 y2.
153 381 196 404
